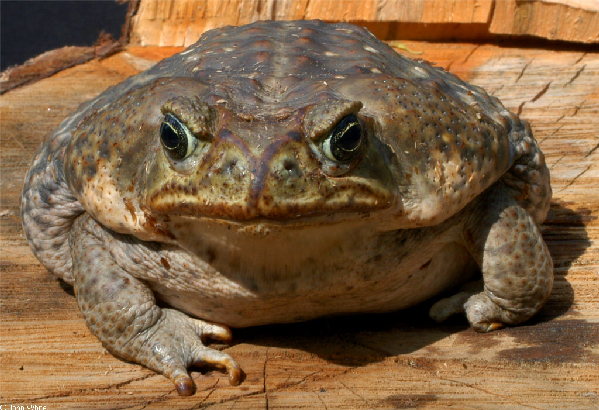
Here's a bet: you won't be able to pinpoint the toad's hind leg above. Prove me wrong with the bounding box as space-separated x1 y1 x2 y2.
430 184 553 332
70 214 241 395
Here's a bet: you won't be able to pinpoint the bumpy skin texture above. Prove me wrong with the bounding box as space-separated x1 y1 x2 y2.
21 20 553 394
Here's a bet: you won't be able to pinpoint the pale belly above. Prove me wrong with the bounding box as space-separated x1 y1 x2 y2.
146 241 474 328
109 217 475 327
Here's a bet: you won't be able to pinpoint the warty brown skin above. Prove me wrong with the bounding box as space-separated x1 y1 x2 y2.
21 20 552 395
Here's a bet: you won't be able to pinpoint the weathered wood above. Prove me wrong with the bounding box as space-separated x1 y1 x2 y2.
128 0 599 45
1 42 598 409
129 0 493 46
489 0 599 43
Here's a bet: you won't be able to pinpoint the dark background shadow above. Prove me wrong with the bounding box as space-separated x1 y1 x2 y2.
531 201 593 322
1 1 128 71
235 303 467 368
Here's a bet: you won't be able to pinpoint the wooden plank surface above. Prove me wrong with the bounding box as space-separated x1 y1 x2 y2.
128 0 599 45
1 41 598 409
130 0 495 47
489 0 599 43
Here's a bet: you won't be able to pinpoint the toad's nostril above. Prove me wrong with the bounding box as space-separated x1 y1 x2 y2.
283 159 295 172
281 159 303 180
226 159 238 172
273 158 303 182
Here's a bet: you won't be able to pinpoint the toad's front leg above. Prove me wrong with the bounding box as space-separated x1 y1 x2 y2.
430 183 553 332
69 214 241 395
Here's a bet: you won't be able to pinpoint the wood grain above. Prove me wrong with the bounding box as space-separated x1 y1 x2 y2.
128 0 598 45
490 0 599 43
1 42 598 409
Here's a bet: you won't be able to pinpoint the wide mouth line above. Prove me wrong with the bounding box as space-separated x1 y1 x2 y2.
161 206 383 226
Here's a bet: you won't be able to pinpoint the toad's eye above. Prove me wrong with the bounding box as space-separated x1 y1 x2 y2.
322 114 363 163
160 113 195 160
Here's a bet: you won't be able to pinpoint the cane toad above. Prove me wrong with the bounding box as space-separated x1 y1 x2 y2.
21 20 553 395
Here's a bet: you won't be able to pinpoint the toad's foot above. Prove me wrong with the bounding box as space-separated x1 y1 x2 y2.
429 281 507 332
70 215 241 395
134 309 241 395
430 183 553 332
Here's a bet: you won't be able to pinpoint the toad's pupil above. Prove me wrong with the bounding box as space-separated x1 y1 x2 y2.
329 115 362 162
337 123 361 151
160 123 180 150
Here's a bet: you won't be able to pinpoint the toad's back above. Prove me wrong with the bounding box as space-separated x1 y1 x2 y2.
148 21 410 112
164 22 395 82
148 21 505 116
